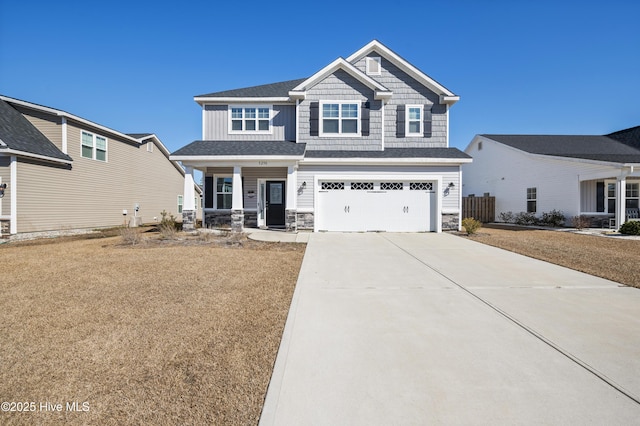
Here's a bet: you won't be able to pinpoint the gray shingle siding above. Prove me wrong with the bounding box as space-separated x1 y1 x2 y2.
299 70 383 151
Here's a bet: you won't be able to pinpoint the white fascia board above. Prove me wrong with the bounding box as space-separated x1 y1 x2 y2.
291 58 390 94
346 40 456 99
301 157 472 166
439 95 460 105
0 95 142 145
194 97 290 105
0 148 72 165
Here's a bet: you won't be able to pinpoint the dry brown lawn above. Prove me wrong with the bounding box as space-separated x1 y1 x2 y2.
463 225 640 288
0 230 305 425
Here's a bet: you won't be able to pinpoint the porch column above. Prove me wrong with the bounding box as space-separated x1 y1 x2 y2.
182 166 196 231
616 176 626 230
285 165 298 232
231 166 244 232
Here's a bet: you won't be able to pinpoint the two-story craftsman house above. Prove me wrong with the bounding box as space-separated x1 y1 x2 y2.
171 40 471 232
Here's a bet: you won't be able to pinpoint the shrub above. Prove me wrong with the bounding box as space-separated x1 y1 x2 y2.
514 211 538 226
540 209 565 227
571 215 591 230
462 217 482 235
159 210 178 239
120 226 142 245
498 211 515 223
619 221 640 235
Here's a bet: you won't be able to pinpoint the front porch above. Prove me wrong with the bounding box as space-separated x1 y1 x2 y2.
182 163 302 232
580 174 639 229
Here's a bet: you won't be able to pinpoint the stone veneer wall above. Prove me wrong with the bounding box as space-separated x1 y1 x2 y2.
204 211 258 230
1 219 9 237
442 214 459 230
297 212 314 230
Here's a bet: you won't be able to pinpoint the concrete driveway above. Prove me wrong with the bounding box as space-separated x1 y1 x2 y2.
259 232 640 425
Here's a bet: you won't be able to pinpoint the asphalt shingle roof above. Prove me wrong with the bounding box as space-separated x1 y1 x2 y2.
481 134 640 163
196 79 307 98
0 99 72 161
172 140 306 157
607 126 640 150
305 147 471 159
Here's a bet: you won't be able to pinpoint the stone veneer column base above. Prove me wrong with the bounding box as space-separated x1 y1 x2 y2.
182 210 196 231
231 210 244 233
285 210 297 232
442 213 460 231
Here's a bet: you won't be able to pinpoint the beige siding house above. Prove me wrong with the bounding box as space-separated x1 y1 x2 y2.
0 95 196 236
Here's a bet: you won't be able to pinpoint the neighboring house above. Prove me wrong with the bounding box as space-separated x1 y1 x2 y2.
171 40 471 233
463 127 640 228
0 95 197 236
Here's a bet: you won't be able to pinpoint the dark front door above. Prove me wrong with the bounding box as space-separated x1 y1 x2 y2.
266 181 286 227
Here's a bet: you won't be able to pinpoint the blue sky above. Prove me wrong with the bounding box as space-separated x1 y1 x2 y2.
1 0 638 153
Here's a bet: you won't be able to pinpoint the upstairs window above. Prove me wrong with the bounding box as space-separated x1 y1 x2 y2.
229 106 271 133
321 102 359 136
366 57 381 75
406 105 423 136
81 131 107 162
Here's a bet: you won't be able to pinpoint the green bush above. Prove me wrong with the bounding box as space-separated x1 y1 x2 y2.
540 209 565 227
462 217 482 235
514 211 537 226
619 221 640 235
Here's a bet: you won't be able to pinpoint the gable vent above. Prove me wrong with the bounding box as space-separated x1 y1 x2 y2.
366 57 381 76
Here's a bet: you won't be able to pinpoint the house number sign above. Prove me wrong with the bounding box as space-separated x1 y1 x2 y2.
258 161 268 166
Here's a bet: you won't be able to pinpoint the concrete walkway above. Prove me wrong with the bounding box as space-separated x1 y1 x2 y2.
260 232 640 425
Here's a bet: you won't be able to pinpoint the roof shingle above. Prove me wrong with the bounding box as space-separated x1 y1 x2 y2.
171 140 306 157
196 79 307 98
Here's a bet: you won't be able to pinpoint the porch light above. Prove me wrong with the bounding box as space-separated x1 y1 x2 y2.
0 183 6 198
448 182 455 188
302 181 307 188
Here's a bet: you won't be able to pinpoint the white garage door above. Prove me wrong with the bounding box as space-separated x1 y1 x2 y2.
316 180 437 232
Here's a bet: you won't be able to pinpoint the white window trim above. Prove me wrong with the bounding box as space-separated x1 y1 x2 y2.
319 101 361 138
605 180 616 214
406 104 423 136
177 195 184 214
366 56 381 76
214 174 233 210
228 105 273 135
80 130 108 162
526 187 537 213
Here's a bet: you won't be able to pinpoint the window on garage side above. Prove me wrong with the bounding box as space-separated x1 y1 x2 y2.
320 182 344 190
321 102 359 136
351 182 373 190
381 182 403 190
406 105 423 136
527 187 537 213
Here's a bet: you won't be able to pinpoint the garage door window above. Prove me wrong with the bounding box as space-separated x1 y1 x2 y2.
351 182 374 190
410 182 433 191
381 182 403 190
321 182 344 190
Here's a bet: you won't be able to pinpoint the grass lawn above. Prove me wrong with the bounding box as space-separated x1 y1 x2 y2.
462 225 640 288
0 230 305 425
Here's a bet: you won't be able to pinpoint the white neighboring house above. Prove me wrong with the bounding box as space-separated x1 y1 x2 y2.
462 127 640 229
171 40 471 233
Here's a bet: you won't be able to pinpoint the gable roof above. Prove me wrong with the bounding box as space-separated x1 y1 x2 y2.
289 58 393 101
479 134 640 164
607 126 640 150
0 98 72 163
346 40 458 104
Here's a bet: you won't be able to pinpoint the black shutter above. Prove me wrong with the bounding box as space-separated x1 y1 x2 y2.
310 102 319 136
361 101 370 136
423 104 433 138
205 176 214 209
396 105 405 138
596 181 605 212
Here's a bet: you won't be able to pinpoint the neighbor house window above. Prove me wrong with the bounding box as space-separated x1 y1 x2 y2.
215 176 233 209
366 56 381 75
607 182 616 214
81 131 107 161
527 187 537 213
177 195 183 213
626 182 639 208
229 106 271 133
406 105 423 136
321 102 359 136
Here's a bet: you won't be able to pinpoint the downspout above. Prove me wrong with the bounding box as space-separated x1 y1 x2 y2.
458 167 463 231
61 116 68 154
10 156 17 234
381 99 385 151
295 99 300 143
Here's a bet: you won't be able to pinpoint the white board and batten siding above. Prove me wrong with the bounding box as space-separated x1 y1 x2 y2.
0 156 10 217
463 137 623 218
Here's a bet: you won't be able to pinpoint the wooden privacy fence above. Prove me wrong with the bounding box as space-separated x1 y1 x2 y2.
462 195 495 223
